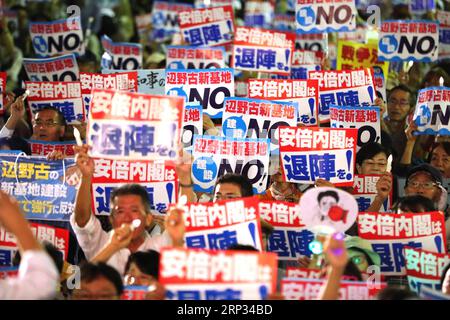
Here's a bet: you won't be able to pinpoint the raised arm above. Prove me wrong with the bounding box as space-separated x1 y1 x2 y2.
73 144 95 227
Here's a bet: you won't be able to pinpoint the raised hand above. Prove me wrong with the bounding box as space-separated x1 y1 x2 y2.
74 144 94 178
165 207 185 247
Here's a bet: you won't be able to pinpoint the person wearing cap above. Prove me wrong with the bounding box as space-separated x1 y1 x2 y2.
344 236 381 275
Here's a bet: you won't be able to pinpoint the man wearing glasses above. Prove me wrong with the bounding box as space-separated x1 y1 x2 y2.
30 107 66 142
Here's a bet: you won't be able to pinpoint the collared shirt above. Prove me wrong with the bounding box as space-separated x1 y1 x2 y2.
0 250 59 300
70 214 172 275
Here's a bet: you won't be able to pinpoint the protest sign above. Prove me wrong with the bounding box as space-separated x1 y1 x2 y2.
0 267 18 278
273 14 296 32
29 16 84 57
28 140 75 157
281 278 387 300
102 69 165 95
192 135 270 194
178 5 234 47
278 127 358 186
420 286 450 300
285 267 322 279
353 175 392 212
23 54 79 82
181 197 263 251
373 66 387 102
338 25 367 43
25 81 85 124
358 211 447 276
378 20 439 62
194 0 233 8
232 27 295 76
165 68 234 119
296 33 328 52
166 46 226 70
330 105 381 150
438 11 450 60
0 155 78 221
295 0 357 34
289 50 324 80
151 1 193 42
409 0 435 17
221 97 298 153
413 86 450 135
404 247 450 295
101 35 143 70
0 72 5 115
181 104 203 151
121 286 149 300
309 68 376 123
159 247 278 300
247 79 319 126
244 1 274 29
259 201 314 260
87 89 184 161
92 159 177 215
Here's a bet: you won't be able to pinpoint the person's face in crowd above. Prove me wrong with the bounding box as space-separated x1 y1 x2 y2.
348 249 370 273
32 109 65 142
357 152 388 175
270 182 298 202
422 72 442 89
213 183 242 202
124 262 157 287
404 172 442 203
442 268 450 295
387 89 411 122
110 194 152 240
318 196 337 216
430 146 450 178
72 277 119 300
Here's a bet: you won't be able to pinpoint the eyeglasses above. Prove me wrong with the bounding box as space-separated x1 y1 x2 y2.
406 181 440 189
33 120 60 127
388 99 410 107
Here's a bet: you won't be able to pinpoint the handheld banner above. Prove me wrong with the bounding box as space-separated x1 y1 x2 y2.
92 159 177 215
353 175 392 212
151 1 193 43
181 197 263 251
192 135 270 194
247 79 319 126
102 69 165 95
413 86 450 135
290 50 324 80
87 89 184 161
438 11 450 60
181 104 203 151
166 46 226 70
28 140 75 157
0 155 78 221
178 5 234 47
274 14 296 32
0 72 5 115
25 81 85 124
296 33 328 52
221 97 298 153
278 127 358 186
159 247 278 300
101 35 142 70
165 68 234 119
338 25 367 43
29 17 85 57
232 27 295 76
295 0 357 34
259 201 314 260
23 54 79 82
357 211 447 276
378 20 439 62
309 68 376 123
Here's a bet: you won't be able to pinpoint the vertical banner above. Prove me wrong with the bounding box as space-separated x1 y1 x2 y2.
151 1 194 43
232 27 295 76
178 5 235 47
357 211 447 276
247 79 319 126
166 46 226 69
353 175 392 212
159 247 278 300
165 68 234 119
87 89 184 161
101 35 143 70
23 54 80 82
192 135 270 194
92 159 177 215
378 20 439 62
278 127 358 186
29 17 85 57
181 104 203 151
259 201 314 260
413 86 450 135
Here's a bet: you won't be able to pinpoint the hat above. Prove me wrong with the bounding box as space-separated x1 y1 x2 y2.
345 236 381 266
405 163 443 186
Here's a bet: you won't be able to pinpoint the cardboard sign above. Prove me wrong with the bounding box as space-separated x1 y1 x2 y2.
178 5 235 46
358 211 447 276
25 81 85 124
353 175 392 212
232 27 296 76
296 33 328 52
165 68 234 119
29 16 85 57
166 46 226 70
92 159 177 215
259 201 314 260
330 105 381 150
23 54 80 82
151 1 194 42
191 135 270 194
181 197 263 251
295 0 357 34
0 72 5 115
0 155 78 221
182 104 203 151
87 89 184 161
413 86 450 135
278 127 358 186
101 35 142 70
378 20 439 62
438 11 450 60
247 79 319 126
28 140 75 157
309 68 376 123
159 247 278 300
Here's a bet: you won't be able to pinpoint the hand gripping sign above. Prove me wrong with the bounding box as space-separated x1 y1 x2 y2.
166 46 226 70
